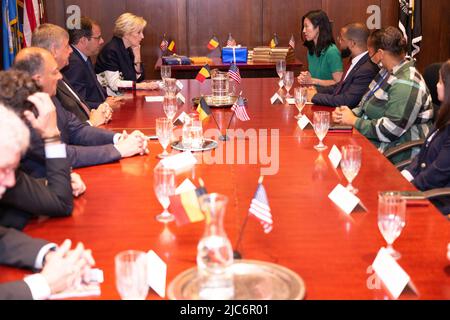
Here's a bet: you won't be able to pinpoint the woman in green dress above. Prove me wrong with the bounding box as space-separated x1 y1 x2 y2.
298 10 343 87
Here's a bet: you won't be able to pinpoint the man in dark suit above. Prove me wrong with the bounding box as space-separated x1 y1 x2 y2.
0 104 95 300
0 75 75 229
31 23 113 127
13 47 148 178
308 23 379 108
62 17 122 111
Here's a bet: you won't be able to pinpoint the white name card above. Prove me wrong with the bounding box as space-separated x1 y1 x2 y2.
173 111 190 126
286 98 295 105
145 96 165 103
160 151 197 173
176 80 184 90
372 247 415 299
175 178 197 194
328 145 342 169
297 115 312 130
328 184 361 215
147 250 167 298
270 93 284 105
176 92 186 104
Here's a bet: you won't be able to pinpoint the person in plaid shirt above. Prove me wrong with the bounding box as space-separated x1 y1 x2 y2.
332 27 434 164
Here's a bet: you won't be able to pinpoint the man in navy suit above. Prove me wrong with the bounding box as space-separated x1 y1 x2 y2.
308 23 379 108
31 23 115 127
13 47 148 178
62 17 122 110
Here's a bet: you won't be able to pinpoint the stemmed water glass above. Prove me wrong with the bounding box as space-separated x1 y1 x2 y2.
156 117 172 158
163 93 177 123
340 145 362 194
276 60 286 90
294 87 307 119
377 191 406 260
313 111 330 151
153 166 176 223
163 77 177 95
284 71 294 97
161 65 171 81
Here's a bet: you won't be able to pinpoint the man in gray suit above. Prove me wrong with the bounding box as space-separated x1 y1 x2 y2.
0 104 95 300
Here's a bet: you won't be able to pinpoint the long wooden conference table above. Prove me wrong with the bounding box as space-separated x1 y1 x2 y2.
1 78 449 300
154 57 303 79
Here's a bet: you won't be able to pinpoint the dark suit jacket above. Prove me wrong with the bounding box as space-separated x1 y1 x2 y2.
405 125 450 214
0 226 48 299
95 36 145 82
62 47 107 109
56 78 90 122
312 52 379 108
21 97 121 178
0 156 73 230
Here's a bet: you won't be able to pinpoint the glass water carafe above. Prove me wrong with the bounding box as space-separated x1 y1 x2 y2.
196 193 234 300
211 71 230 104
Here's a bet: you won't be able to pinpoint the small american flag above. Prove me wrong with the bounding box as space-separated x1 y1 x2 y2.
160 37 169 52
228 63 242 84
227 33 236 47
289 34 295 49
249 180 272 234
231 96 250 122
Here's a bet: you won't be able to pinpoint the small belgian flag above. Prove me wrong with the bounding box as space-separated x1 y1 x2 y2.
207 36 220 50
195 64 211 83
196 97 211 121
168 40 176 52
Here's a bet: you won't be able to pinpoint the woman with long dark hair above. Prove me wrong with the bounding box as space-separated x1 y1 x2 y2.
298 10 343 87
402 59 450 214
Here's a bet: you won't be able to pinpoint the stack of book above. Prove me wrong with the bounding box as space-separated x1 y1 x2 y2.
250 46 295 63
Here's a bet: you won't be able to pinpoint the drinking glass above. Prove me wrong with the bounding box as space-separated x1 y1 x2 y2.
284 71 294 97
341 145 362 194
156 117 172 158
276 60 286 89
163 93 177 122
160 65 171 81
294 87 307 119
313 111 330 151
377 192 406 260
189 119 204 149
163 77 177 95
115 250 148 300
153 166 176 223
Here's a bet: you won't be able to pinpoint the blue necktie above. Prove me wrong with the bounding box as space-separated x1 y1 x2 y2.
86 58 107 101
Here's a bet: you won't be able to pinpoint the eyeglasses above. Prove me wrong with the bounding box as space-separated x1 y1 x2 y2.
90 35 103 41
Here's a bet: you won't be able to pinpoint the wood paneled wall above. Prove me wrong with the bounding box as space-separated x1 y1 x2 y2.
42 0 449 79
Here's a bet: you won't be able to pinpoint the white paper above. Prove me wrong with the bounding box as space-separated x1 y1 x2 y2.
160 151 197 172
176 80 184 90
328 145 342 169
328 184 361 215
145 96 165 103
372 247 411 299
297 115 312 130
173 111 189 125
286 98 295 105
176 178 197 194
147 250 167 298
270 93 283 104
176 92 186 104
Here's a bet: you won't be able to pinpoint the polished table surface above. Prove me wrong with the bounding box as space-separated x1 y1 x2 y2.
1 78 449 300
154 57 303 79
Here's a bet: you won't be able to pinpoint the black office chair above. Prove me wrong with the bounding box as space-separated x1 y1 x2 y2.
383 139 425 170
423 62 442 118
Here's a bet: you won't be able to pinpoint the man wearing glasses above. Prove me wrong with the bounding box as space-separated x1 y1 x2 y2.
62 17 122 125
